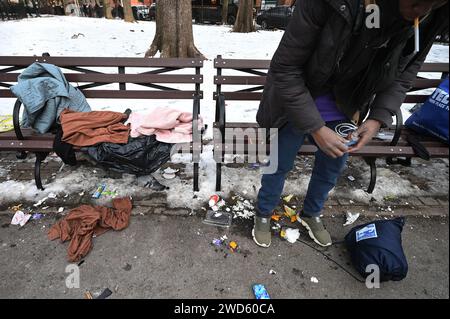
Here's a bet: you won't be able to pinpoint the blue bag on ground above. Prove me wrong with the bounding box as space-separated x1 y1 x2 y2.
405 77 449 143
345 217 408 282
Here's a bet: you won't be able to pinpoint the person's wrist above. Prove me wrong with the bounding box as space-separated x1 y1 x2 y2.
311 125 326 137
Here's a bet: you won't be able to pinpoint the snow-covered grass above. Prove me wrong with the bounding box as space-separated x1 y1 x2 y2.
0 16 448 208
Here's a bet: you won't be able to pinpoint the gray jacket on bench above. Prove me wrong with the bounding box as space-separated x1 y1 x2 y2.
10 62 91 134
257 0 449 133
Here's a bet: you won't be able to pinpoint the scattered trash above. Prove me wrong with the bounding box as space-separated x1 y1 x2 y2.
220 235 228 241
343 211 360 226
203 210 233 228
310 277 319 284
162 167 179 179
79 191 85 196
10 204 22 211
283 194 294 203
253 284 270 299
281 228 300 243
58 207 64 213
101 189 118 198
34 197 48 207
347 176 356 182
284 205 297 223
11 211 31 227
42 206 49 210
64 194 69 198
209 194 220 207
96 288 113 299
208 194 226 212
92 184 106 199
212 238 223 246
269 269 277 275
84 291 93 299
229 241 238 252
271 214 281 222
31 213 44 220
48 193 57 199
78 260 85 266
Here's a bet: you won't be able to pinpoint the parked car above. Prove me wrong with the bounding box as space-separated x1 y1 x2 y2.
149 2 156 21
256 5 295 30
192 0 238 25
132 5 150 20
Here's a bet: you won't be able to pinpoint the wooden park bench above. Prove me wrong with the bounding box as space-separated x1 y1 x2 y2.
0 55 204 191
213 55 449 193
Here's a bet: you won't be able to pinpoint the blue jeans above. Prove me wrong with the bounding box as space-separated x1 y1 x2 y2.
257 120 349 218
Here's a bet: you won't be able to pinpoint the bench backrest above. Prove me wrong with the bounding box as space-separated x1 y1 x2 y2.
213 55 449 104
0 56 204 100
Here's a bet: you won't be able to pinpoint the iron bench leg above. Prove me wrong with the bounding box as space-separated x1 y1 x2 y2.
34 152 49 191
364 157 377 194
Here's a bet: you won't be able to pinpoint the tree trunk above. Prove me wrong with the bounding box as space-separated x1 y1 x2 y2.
145 0 204 59
122 0 134 22
233 0 254 33
103 0 112 19
221 0 229 25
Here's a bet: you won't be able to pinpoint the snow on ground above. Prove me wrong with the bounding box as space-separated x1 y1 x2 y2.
0 16 448 209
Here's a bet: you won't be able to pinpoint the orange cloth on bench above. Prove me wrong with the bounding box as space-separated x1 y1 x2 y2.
60 109 130 147
48 198 133 262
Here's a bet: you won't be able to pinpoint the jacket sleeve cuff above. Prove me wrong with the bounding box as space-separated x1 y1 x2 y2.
367 108 394 128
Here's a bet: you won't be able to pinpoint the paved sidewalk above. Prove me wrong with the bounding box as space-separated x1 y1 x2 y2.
0 210 448 299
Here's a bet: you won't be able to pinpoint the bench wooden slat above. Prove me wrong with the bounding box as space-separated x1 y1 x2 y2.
214 58 271 70
0 89 202 99
0 73 204 84
0 57 204 68
0 139 53 151
216 142 448 158
214 76 266 85
214 92 262 101
418 63 449 73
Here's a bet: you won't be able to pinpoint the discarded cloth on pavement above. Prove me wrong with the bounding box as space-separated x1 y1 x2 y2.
60 109 130 147
9 62 91 134
125 106 204 143
85 135 173 175
48 197 133 262
345 217 408 282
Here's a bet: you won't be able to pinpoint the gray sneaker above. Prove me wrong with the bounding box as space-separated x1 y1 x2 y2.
297 214 332 247
252 216 271 248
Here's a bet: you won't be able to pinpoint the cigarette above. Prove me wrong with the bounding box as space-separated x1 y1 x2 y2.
414 17 420 53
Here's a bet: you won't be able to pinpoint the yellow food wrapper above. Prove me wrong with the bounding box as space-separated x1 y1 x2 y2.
284 205 296 217
0 115 13 133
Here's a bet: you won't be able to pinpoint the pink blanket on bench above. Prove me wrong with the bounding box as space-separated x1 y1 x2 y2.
125 107 203 144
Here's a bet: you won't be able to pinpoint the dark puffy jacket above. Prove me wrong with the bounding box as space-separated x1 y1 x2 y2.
256 0 449 133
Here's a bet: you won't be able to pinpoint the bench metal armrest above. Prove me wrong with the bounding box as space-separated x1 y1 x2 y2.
390 108 403 147
13 99 24 140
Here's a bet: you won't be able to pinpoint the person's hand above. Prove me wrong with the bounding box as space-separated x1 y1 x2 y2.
349 119 382 152
311 126 349 158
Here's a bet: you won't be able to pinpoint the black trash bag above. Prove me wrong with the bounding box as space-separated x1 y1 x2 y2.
345 217 408 282
85 135 173 176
